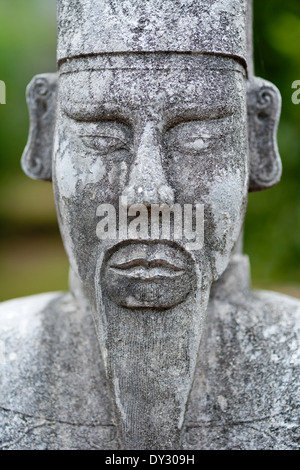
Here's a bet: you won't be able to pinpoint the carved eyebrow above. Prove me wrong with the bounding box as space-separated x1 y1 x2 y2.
62 83 239 129
164 108 236 129
62 105 133 125
63 103 237 127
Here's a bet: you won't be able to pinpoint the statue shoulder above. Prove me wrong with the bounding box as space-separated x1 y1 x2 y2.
0 291 113 450
218 287 300 372
0 291 65 331
0 291 69 415
251 288 300 334
188 288 300 449
208 285 300 362
246 289 300 376
0 292 67 371
0 292 66 369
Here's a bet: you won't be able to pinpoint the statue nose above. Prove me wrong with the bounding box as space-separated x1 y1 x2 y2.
122 123 174 207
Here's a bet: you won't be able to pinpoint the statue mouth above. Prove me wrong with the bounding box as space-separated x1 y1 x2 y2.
101 240 196 308
108 257 186 281
105 240 189 281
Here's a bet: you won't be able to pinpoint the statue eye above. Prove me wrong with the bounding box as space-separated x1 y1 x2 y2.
181 138 208 151
170 136 212 153
80 135 129 154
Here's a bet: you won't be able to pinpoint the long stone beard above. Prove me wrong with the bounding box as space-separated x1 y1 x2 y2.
90 246 212 450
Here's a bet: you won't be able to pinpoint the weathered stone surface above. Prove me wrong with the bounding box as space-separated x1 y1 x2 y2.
52 52 249 449
21 73 58 181
57 0 248 67
0 256 299 450
0 292 118 450
0 0 299 450
185 256 300 450
247 77 282 191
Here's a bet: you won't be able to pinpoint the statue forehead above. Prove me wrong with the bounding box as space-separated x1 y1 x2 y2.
59 55 246 117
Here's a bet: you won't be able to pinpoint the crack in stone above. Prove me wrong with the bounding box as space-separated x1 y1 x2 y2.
186 410 294 429
0 405 113 429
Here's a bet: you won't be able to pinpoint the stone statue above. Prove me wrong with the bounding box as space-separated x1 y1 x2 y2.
0 0 299 450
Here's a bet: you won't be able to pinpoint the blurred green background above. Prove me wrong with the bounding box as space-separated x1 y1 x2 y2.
0 0 299 302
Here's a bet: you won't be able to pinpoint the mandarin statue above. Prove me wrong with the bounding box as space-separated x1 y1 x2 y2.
0 0 299 450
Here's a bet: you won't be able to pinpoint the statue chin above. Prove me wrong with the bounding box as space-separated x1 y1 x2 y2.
101 240 197 309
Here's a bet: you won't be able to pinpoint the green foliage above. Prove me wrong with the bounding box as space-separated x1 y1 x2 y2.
244 0 300 285
0 0 57 179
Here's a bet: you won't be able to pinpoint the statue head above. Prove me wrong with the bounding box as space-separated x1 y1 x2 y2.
21 0 282 450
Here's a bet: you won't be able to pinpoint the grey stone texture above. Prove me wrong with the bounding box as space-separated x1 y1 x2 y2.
0 256 299 450
57 0 248 66
0 0 299 450
22 74 58 182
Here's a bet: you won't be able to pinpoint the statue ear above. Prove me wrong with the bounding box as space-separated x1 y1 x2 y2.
247 76 282 192
21 73 58 181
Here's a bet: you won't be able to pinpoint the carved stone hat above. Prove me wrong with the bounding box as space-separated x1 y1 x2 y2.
57 0 251 70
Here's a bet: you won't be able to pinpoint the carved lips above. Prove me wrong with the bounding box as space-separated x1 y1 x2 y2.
102 241 196 309
108 256 186 281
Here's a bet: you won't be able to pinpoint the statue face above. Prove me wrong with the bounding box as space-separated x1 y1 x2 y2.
51 54 250 447
53 55 248 308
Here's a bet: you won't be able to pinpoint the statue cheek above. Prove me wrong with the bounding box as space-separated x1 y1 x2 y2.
54 148 107 200
53 150 79 199
206 170 247 278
